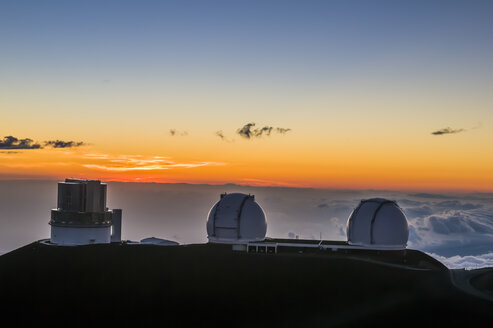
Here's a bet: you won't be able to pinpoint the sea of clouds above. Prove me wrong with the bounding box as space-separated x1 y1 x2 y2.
0 181 492 269
426 252 493 270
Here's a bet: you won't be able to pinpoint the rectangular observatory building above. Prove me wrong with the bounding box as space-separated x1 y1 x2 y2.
50 179 122 245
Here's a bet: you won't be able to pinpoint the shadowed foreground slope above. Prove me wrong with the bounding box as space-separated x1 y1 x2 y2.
0 242 492 327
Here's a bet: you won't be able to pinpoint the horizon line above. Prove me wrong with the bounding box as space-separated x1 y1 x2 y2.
0 176 491 195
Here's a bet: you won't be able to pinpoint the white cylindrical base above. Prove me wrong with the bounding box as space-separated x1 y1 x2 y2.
50 225 111 245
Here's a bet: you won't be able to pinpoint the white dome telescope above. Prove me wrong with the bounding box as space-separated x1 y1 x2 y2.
346 198 409 249
206 193 267 244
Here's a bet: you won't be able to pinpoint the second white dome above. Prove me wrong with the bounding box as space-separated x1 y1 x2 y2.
346 198 409 249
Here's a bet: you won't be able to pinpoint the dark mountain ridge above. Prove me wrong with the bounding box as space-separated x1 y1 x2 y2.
0 241 491 327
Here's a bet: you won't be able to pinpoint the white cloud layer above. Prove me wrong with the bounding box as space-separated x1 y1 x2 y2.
427 252 493 270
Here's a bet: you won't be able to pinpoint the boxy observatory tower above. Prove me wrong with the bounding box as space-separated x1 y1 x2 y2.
49 179 122 245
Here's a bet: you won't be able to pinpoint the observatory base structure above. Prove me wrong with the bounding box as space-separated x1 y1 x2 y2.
50 226 111 246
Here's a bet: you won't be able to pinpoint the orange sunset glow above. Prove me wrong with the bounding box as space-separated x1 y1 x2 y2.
1 129 492 192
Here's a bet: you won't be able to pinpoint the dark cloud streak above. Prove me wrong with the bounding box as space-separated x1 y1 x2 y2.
215 131 226 140
237 123 256 139
0 136 41 149
276 127 291 134
236 123 291 139
215 131 234 143
431 127 465 135
169 129 188 137
44 140 85 148
0 136 86 150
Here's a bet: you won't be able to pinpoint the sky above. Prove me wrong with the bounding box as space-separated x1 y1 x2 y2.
1 0 493 191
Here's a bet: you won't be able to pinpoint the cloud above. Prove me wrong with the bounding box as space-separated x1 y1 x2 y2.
215 130 233 142
236 123 291 139
426 211 493 235
403 205 434 218
398 199 428 207
0 136 87 150
434 200 483 211
431 123 483 136
215 131 226 140
169 129 188 137
256 126 273 137
408 225 422 244
329 217 347 238
276 128 291 134
44 140 85 148
427 252 493 270
84 153 110 159
0 136 41 149
82 153 223 172
237 123 257 139
409 193 453 199
409 204 492 233
431 127 465 135
428 215 474 235
386 194 493 256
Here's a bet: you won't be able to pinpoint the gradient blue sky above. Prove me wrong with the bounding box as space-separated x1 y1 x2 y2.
3 0 493 89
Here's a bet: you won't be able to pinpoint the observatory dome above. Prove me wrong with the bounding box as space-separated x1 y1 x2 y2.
206 193 267 244
346 198 409 249
140 237 179 246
